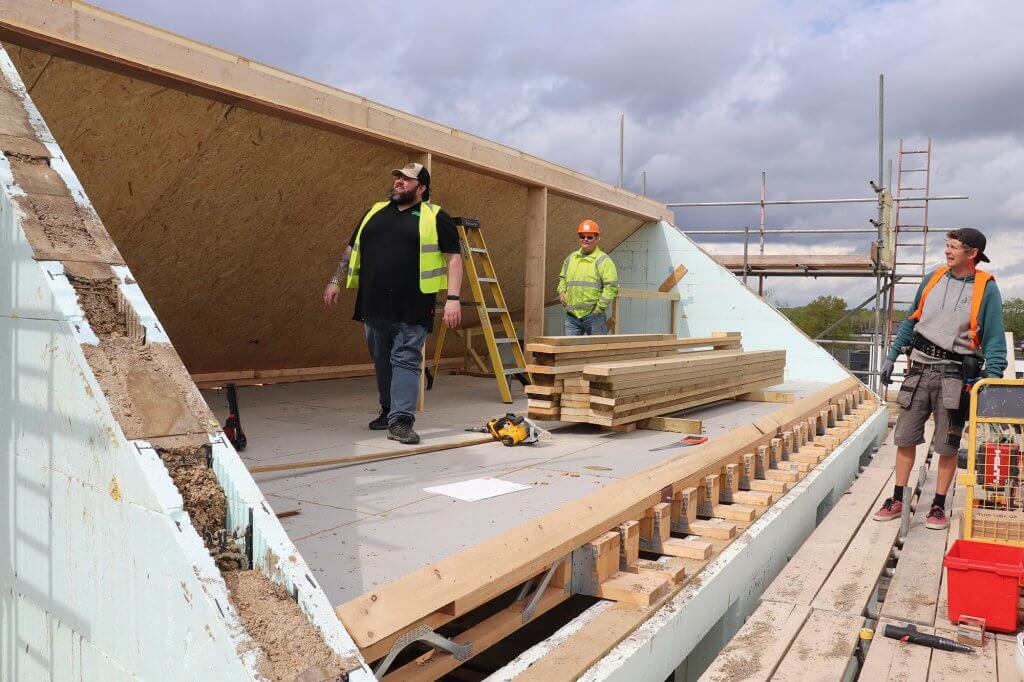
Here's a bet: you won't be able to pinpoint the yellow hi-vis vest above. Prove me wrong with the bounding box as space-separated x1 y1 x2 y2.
557 246 619 318
346 201 448 293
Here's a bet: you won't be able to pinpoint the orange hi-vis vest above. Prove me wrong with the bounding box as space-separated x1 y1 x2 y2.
908 265 994 350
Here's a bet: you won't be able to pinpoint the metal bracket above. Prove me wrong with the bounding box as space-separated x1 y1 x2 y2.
373 624 472 678
517 554 570 624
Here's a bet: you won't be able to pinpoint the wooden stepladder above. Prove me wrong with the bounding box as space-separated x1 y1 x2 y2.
431 218 530 403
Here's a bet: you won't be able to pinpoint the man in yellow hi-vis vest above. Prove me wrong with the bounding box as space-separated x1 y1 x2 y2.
323 163 462 445
557 219 619 335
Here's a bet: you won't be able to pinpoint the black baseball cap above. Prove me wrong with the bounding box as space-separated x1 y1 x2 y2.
947 227 990 262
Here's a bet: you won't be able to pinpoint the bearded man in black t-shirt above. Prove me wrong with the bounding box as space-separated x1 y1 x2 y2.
323 163 462 444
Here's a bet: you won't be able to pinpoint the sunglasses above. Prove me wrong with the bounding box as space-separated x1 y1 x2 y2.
578 234 596 241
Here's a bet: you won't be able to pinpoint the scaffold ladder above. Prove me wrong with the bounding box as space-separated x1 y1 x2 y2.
886 138 932 348
430 218 530 404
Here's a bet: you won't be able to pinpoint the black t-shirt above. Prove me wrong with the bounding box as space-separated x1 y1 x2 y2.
348 201 460 330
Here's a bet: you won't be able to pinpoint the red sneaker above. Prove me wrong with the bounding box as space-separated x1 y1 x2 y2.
873 498 903 522
925 505 949 530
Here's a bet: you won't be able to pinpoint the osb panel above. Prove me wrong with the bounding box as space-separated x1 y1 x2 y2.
0 80 123 264
11 52 648 374
14 51 231 232
4 43 51 91
431 162 644 308
104 104 411 373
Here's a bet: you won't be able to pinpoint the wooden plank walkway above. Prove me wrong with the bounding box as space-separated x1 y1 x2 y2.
703 420 1017 682
880 447 946 626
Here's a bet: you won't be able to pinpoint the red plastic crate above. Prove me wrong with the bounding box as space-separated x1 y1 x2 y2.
944 539 1024 633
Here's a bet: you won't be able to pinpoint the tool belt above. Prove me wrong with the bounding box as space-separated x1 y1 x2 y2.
907 333 984 382
906 360 961 376
910 333 962 362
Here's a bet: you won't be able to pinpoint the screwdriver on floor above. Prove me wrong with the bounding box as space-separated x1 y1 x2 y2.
883 623 975 653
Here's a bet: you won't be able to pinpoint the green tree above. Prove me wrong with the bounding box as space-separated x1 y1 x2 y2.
1005 298 1024 342
781 295 856 340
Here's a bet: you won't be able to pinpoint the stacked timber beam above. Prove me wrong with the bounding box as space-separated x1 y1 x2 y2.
339 380 878 681
525 333 742 420
526 333 786 427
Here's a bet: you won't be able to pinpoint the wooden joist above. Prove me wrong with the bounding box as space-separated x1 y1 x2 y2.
507 393 878 682
337 379 862 651
577 531 670 607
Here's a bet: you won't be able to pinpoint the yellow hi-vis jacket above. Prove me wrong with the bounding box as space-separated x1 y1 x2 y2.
346 201 448 293
557 246 619 318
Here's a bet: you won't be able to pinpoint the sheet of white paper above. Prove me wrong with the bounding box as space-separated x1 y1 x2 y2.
424 477 532 502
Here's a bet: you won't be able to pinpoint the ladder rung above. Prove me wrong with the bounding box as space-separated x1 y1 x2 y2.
897 225 927 228
502 367 527 376
484 307 507 313
494 337 517 344
900 169 927 172
478 277 497 283
895 261 925 265
902 150 929 154
899 187 926 191
469 247 488 253
896 242 924 247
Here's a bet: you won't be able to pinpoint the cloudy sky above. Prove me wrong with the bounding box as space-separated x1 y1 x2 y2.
92 0 1024 306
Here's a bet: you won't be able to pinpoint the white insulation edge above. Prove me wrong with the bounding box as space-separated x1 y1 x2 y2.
207 430 375 680
0 46 371 679
35 260 101 344
112 264 172 343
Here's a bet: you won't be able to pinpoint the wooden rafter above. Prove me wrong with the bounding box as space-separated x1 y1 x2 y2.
0 0 672 222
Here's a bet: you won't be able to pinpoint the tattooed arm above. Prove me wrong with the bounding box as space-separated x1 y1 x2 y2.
323 245 352 307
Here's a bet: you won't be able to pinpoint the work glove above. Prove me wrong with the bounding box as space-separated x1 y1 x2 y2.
879 358 895 386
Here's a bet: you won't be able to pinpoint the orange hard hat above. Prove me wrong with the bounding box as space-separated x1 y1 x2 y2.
577 219 600 235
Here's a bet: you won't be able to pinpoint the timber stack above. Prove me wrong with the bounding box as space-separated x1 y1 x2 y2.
527 333 784 425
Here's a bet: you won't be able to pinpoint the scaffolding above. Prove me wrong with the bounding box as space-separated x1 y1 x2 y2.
662 76 974 395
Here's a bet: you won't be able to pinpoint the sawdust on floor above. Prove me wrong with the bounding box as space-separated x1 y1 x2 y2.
224 569 356 681
709 617 771 681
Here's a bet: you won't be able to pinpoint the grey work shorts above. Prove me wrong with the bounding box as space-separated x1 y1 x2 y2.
893 366 967 456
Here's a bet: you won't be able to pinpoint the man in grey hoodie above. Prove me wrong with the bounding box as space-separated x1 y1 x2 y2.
874 228 1006 529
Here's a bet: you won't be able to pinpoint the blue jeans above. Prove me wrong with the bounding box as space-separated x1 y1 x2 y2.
364 320 427 425
565 311 608 336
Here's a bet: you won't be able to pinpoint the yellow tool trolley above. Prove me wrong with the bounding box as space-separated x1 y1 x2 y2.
960 378 1024 544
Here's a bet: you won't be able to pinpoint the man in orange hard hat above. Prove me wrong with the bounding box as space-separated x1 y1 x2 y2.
557 219 619 335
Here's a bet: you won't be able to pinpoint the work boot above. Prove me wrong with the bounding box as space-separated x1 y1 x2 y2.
368 408 390 431
925 505 949 530
387 418 420 445
872 497 903 522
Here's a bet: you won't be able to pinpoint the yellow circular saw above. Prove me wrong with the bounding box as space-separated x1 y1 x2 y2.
467 413 543 447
